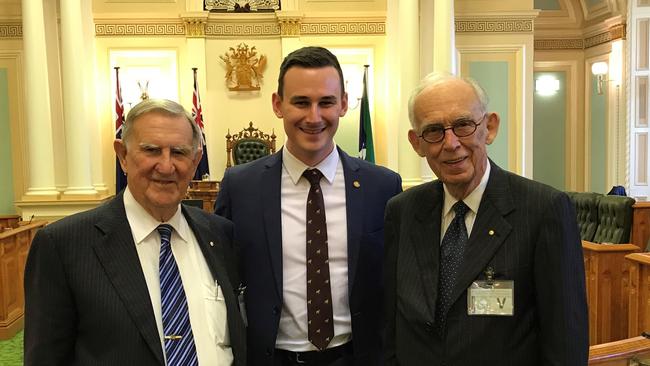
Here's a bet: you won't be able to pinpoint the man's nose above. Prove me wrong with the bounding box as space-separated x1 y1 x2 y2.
441 128 461 149
306 103 322 122
156 150 175 174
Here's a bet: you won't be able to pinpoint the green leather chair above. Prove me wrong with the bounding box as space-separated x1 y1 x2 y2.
567 191 602 242
226 121 276 167
592 195 636 244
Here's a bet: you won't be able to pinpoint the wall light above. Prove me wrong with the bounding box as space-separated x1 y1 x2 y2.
591 61 608 95
535 75 560 96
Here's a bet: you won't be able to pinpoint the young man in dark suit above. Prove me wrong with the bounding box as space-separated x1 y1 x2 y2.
24 99 246 365
383 72 588 365
215 46 402 365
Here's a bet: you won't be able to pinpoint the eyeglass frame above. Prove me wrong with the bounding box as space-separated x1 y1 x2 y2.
417 113 488 144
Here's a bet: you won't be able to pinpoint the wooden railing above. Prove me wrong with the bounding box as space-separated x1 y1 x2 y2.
590 336 650 365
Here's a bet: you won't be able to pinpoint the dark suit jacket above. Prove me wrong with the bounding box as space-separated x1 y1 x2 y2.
24 192 246 366
384 162 588 365
215 147 402 366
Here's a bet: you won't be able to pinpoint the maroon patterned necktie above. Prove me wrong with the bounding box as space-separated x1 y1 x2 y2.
303 168 334 350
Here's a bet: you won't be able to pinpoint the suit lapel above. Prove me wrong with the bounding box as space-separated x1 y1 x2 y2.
92 194 164 365
411 181 444 317
450 163 514 304
339 149 363 292
262 152 284 300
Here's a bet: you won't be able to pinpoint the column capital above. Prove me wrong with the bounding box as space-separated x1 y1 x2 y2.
276 11 303 37
181 12 209 37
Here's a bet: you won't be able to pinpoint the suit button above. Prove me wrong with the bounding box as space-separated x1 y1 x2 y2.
266 349 273 356
273 306 280 315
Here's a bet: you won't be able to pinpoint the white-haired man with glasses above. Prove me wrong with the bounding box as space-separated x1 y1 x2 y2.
383 72 588 365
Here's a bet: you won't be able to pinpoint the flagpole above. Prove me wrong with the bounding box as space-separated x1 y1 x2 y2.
358 64 375 163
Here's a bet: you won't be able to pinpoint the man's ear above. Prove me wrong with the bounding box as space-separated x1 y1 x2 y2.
271 93 283 118
408 129 426 157
485 112 500 145
113 139 128 173
339 92 348 117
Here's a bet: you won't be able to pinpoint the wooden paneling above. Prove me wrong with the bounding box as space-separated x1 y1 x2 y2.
187 180 219 213
583 241 641 345
0 221 45 339
626 253 650 339
0 214 19 230
632 202 650 249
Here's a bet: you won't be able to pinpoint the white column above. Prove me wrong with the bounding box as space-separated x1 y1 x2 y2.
60 0 97 195
80 0 107 194
21 0 58 198
432 0 456 74
386 0 422 188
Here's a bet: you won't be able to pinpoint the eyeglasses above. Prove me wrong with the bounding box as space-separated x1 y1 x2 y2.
418 114 487 144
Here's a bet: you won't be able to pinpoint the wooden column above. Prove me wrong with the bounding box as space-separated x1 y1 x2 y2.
583 241 641 345
0 221 46 339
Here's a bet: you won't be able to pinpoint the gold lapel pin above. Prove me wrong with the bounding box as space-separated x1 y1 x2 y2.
488 230 495 236
353 181 361 188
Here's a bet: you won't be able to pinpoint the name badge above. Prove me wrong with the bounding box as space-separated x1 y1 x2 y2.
467 280 514 316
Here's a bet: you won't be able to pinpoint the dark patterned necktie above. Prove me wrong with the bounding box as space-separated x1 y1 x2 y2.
435 201 470 336
303 169 334 350
157 224 198 365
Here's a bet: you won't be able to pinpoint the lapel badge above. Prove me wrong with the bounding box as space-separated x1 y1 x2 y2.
488 230 495 236
209 241 215 247
353 181 361 188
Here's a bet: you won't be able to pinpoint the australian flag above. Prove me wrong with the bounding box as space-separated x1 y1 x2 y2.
358 65 375 163
192 68 210 180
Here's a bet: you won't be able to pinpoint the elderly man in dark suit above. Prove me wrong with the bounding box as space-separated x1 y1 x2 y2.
384 72 588 365
24 99 246 365
215 46 402 366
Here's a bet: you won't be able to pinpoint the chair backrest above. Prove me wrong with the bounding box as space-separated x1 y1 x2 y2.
226 121 276 167
568 192 602 242
593 195 636 244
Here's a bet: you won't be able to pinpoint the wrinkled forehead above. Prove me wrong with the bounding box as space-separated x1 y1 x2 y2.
414 81 483 126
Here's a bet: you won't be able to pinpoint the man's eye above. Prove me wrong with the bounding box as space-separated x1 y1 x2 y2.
454 119 474 127
423 126 444 134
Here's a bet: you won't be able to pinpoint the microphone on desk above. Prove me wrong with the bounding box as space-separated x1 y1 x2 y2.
28 214 34 224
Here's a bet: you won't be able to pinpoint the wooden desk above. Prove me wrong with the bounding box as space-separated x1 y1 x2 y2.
583 241 641 345
0 220 46 339
632 202 650 250
187 180 219 213
589 336 650 365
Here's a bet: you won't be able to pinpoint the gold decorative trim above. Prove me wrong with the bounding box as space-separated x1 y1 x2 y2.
183 18 207 37
536 23 626 50
278 18 301 37
0 23 22 38
301 22 385 35
205 22 280 36
456 19 533 33
95 23 185 37
534 39 584 50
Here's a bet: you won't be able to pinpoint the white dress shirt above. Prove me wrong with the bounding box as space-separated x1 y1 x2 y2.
123 187 233 365
441 160 491 240
276 147 352 351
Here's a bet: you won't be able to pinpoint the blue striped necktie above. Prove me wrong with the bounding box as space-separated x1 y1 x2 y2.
157 224 198 366
435 201 470 336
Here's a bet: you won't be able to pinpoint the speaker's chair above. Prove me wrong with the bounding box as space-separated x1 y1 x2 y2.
592 195 635 244
226 121 276 167
567 191 602 242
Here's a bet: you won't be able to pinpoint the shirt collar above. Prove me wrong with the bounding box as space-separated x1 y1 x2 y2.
123 186 189 245
282 145 339 185
442 159 491 217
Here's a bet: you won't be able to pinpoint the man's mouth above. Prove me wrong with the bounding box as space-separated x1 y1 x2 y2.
299 126 327 135
444 156 467 165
